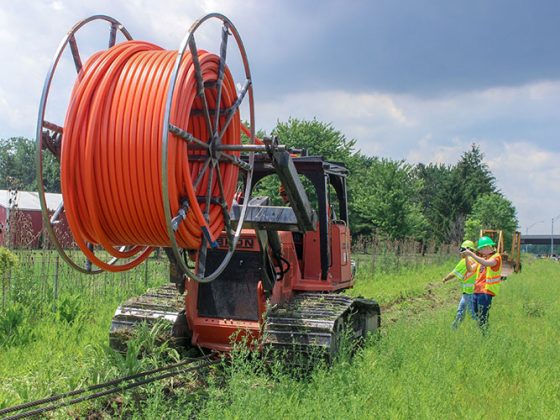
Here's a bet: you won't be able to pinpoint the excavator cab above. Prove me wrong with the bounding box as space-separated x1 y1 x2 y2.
249 155 353 287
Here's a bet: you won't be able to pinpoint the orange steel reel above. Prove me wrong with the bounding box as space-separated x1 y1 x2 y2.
37 14 256 281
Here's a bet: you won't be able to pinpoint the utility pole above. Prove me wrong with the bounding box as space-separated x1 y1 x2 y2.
552 214 560 257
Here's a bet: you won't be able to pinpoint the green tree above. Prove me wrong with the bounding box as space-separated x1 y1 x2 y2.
273 118 357 165
250 121 508 244
270 118 431 239
255 117 362 210
0 137 35 190
452 144 496 217
415 162 456 242
415 144 498 243
353 158 428 240
0 137 60 192
448 144 497 242
464 193 518 248
271 118 383 236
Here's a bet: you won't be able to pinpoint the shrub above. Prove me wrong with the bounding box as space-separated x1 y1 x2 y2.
0 246 18 276
0 303 34 347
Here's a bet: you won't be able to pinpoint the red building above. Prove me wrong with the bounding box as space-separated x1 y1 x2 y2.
0 190 72 249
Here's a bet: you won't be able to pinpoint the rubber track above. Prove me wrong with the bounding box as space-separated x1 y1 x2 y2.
109 283 185 351
264 293 355 353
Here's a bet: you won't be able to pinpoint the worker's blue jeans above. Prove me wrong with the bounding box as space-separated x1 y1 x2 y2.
473 293 493 333
452 293 476 329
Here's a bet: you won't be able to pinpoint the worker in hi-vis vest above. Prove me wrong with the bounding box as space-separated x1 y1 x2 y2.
461 236 502 332
442 240 477 328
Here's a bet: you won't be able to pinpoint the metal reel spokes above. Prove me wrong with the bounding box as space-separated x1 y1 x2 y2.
162 13 256 283
36 15 153 274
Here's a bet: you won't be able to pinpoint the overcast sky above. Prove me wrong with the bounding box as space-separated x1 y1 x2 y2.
1 0 559 235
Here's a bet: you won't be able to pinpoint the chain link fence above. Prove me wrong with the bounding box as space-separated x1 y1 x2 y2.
1 249 169 311
0 207 458 310
0 207 170 310
352 235 457 274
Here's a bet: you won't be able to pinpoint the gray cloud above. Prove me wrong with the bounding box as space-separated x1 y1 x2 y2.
242 0 560 97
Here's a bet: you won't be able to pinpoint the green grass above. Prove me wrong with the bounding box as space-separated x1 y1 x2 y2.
1 256 558 419
1 298 115 405
196 258 560 419
349 256 455 303
0 252 170 409
2 250 168 307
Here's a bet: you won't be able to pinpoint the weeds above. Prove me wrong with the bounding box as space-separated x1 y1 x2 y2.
197 259 560 419
0 303 34 347
55 294 85 324
110 321 182 376
523 301 545 318
0 246 18 276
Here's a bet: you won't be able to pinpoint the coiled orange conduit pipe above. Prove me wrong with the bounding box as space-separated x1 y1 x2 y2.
61 40 241 271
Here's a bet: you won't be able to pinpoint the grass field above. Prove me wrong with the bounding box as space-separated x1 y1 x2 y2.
0 252 170 410
198 258 560 419
1 256 559 418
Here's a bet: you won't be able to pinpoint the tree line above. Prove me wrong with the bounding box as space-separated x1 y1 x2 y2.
0 136 60 193
0 119 518 244
272 118 517 244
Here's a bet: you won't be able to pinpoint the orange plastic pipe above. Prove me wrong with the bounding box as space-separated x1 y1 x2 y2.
61 41 241 271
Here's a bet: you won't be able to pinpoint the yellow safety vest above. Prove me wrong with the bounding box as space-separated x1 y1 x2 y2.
484 253 502 296
476 253 502 296
462 269 476 294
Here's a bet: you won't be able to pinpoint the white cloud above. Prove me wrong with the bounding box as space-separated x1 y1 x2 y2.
50 1 64 11
254 82 560 234
488 142 560 234
256 90 413 156
0 1 259 139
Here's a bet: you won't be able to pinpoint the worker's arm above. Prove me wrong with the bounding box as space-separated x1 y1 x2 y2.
464 255 477 272
461 250 498 268
442 258 466 283
442 272 456 283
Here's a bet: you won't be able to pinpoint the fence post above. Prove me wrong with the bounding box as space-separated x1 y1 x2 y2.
144 257 149 288
371 238 378 273
2 268 7 310
53 254 59 312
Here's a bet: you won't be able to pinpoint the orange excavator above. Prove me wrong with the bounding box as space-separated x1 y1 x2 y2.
110 153 380 359
36 14 380 361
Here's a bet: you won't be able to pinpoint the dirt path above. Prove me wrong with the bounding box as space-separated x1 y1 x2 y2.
380 280 458 325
